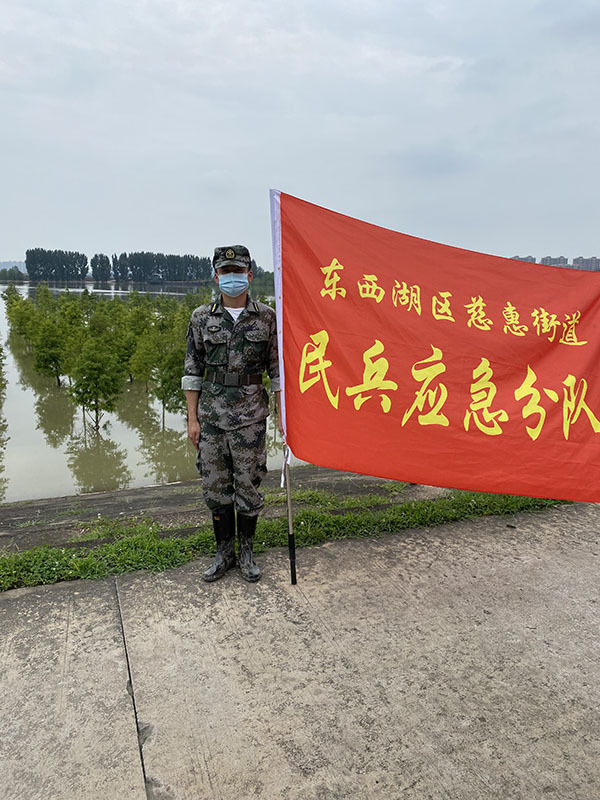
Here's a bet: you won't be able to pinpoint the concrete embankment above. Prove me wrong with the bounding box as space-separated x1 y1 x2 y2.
0 470 598 798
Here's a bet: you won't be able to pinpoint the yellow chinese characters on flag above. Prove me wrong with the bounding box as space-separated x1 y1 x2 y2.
270 190 600 502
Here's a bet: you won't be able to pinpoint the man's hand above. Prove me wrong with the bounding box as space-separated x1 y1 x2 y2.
275 391 285 440
187 417 201 449
185 389 201 449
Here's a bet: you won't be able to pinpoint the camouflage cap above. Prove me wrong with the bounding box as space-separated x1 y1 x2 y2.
212 245 252 272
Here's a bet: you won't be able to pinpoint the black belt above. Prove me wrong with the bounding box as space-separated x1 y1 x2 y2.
204 370 263 386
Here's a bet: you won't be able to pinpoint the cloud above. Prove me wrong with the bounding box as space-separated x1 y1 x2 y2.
384 141 476 178
0 0 598 264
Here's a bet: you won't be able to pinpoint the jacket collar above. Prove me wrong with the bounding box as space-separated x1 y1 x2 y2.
211 295 258 315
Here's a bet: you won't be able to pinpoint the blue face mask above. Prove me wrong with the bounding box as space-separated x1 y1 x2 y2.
218 272 249 297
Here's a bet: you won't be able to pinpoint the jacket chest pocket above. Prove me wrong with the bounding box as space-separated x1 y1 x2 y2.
203 327 228 365
243 329 269 364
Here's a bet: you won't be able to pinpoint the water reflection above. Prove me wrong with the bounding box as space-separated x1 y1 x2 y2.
22 282 191 302
36 389 77 448
0 418 8 502
139 429 193 484
113 381 195 484
8 331 75 447
0 283 287 503
66 432 132 493
8 331 46 393
3 312 196 499
0 380 8 502
113 381 164 432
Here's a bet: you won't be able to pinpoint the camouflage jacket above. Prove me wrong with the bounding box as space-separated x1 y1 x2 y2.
181 295 280 430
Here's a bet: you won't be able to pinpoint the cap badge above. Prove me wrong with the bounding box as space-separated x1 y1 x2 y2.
225 248 235 259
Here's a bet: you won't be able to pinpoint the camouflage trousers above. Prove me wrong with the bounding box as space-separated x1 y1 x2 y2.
196 419 267 516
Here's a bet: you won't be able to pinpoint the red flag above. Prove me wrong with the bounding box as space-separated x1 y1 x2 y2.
270 190 600 502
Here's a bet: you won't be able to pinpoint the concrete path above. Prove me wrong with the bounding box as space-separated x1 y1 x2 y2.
1 502 599 799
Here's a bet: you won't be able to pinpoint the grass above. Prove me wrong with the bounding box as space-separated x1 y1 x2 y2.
263 488 337 506
263 486 410 508
336 493 409 510
68 515 162 542
0 490 563 592
381 481 409 495
56 504 95 519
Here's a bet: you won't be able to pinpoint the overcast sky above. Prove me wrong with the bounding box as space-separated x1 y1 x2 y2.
1 0 599 268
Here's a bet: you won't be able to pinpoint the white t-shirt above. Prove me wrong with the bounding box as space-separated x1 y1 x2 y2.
225 307 244 323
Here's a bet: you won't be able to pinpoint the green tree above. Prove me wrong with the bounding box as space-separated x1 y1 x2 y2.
0 267 26 282
55 291 85 381
91 253 111 283
30 288 85 387
129 252 156 283
250 270 275 298
151 343 186 422
181 287 212 314
70 338 127 431
2 284 22 320
78 288 99 323
148 303 188 419
25 248 46 281
33 317 66 387
3 287 38 342
75 251 89 281
25 248 87 282
112 252 130 284
153 294 179 333
130 332 160 392
154 253 166 282
34 283 56 317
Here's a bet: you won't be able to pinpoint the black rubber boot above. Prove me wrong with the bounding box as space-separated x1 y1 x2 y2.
237 512 261 582
203 505 236 582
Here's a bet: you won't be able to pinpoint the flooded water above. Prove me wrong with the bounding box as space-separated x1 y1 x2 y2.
0 284 288 503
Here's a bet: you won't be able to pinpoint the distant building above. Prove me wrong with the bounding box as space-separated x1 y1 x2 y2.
0 260 25 270
540 256 569 267
511 256 537 263
572 256 600 271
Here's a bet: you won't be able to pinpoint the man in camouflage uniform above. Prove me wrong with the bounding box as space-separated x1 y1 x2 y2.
182 245 281 582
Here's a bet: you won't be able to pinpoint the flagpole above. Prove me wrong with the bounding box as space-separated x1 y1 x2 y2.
284 449 297 585
270 189 296 582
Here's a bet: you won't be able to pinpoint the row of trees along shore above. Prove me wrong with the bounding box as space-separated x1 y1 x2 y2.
0 267 25 283
23 248 272 289
2 284 218 432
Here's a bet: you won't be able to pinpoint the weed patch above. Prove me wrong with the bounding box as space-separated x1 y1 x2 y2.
14 519 42 529
56 505 94 519
263 488 336 506
0 491 563 592
68 515 161 542
381 482 409 495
